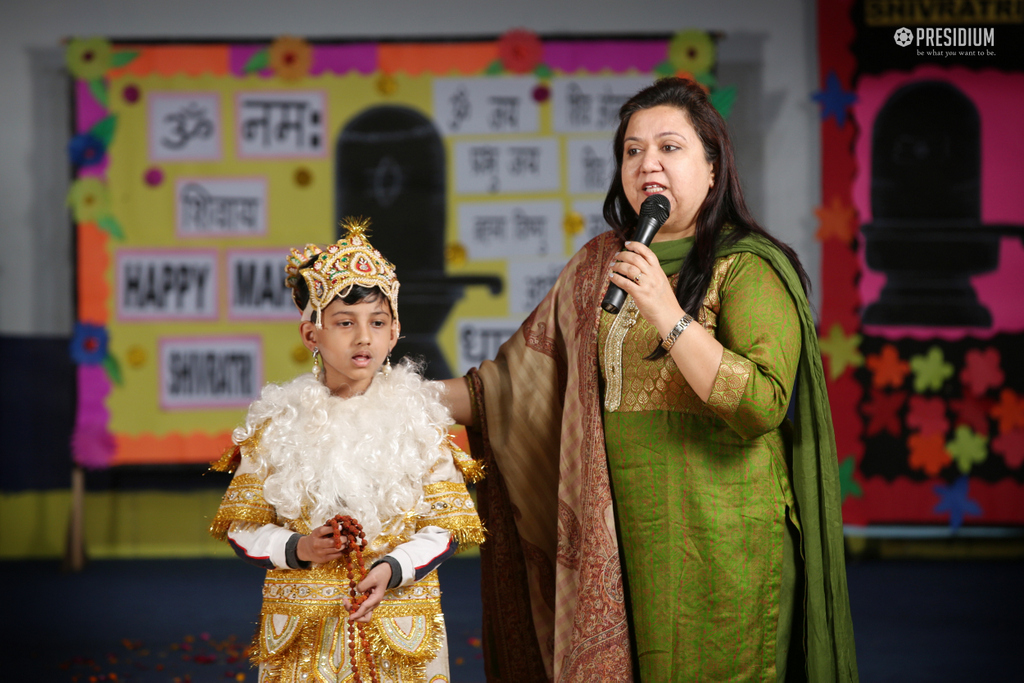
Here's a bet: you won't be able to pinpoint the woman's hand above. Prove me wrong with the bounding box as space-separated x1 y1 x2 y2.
296 524 346 565
609 241 685 338
349 561 393 622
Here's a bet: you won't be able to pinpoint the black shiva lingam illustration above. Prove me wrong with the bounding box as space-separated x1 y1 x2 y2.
335 105 502 379
861 79 1023 328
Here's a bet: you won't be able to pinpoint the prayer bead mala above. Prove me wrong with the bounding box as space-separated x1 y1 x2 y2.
330 514 378 683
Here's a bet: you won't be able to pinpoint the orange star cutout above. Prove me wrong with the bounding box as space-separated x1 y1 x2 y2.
814 196 858 243
866 344 910 389
907 432 952 476
991 388 1024 433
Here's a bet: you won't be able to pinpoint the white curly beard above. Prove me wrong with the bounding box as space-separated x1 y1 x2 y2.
231 361 452 543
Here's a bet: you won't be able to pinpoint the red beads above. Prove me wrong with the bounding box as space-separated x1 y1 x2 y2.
331 515 377 683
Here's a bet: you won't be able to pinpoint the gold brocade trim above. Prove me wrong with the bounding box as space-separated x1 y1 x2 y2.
598 254 742 415
209 473 275 540
447 435 485 483
419 483 486 551
209 423 265 473
261 565 350 620
602 296 640 411
367 611 446 682
706 348 754 416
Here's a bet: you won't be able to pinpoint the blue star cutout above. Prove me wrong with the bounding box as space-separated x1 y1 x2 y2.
812 71 857 128
933 476 983 531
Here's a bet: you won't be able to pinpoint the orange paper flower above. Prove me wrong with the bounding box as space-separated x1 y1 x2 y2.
866 344 910 389
907 432 952 476
991 388 1024 434
814 196 858 242
498 29 543 74
269 36 312 82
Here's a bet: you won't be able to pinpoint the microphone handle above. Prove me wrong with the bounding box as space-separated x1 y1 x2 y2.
600 214 663 314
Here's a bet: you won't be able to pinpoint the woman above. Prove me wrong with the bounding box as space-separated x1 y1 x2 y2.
442 78 858 682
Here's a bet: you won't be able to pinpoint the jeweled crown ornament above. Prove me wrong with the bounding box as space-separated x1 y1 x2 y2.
284 217 400 329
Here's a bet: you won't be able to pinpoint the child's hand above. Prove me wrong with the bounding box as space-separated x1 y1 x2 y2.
349 562 392 622
296 524 346 564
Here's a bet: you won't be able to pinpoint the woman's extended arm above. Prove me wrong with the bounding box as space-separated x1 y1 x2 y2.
439 377 474 427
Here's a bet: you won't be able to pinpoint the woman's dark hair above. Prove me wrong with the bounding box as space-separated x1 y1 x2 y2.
290 257 386 325
603 77 811 358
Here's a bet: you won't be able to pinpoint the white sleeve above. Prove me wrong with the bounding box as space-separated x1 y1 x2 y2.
386 525 458 587
226 521 297 570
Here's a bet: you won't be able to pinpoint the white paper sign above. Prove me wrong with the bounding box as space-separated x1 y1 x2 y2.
552 77 654 132
148 93 222 162
160 336 263 410
236 91 326 158
508 258 569 315
456 318 524 375
454 138 560 195
458 200 562 259
567 138 616 195
227 250 295 320
176 178 267 237
572 199 614 253
117 250 218 321
433 77 540 135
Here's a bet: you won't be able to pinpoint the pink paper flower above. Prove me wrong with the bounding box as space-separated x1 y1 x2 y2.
960 348 1004 396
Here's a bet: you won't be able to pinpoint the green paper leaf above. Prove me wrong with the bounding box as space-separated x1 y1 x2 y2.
102 353 123 386
97 214 125 240
533 63 553 78
89 115 118 147
87 78 108 108
110 50 139 68
484 59 505 76
653 60 676 77
694 71 718 89
838 456 863 502
244 49 270 73
710 85 737 119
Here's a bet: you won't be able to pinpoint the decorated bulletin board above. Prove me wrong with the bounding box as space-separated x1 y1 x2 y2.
814 1 1024 530
67 31 735 469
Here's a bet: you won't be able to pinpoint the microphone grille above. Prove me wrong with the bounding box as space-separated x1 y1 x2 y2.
639 194 671 222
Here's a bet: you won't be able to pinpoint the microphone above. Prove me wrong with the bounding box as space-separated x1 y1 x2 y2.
601 194 671 314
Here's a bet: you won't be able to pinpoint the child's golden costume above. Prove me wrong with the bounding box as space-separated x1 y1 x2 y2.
210 221 484 683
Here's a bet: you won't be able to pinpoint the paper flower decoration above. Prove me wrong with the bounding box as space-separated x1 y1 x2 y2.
946 425 989 474
294 167 313 187
269 36 313 82
376 73 398 96
909 346 954 393
906 395 948 436
68 133 106 168
837 456 862 502
498 29 544 74
668 30 716 76
69 323 109 365
990 388 1024 434
126 345 148 368
563 211 585 236
992 429 1024 469
65 37 113 80
814 196 858 243
72 424 116 469
861 390 906 437
144 166 164 187
812 71 857 128
960 348 1003 396
292 344 311 364
532 84 551 103
122 83 141 104
907 432 952 476
818 323 863 381
950 393 993 435
866 344 910 389
68 177 111 223
933 476 982 531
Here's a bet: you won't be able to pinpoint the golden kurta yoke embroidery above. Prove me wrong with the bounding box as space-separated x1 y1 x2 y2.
599 253 741 414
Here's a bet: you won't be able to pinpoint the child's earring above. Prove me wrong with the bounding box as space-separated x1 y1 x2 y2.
382 353 392 377
311 348 321 380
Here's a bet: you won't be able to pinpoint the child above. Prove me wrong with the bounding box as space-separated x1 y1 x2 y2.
209 218 485 683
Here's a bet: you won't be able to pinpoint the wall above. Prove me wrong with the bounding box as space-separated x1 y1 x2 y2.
0 0 820 336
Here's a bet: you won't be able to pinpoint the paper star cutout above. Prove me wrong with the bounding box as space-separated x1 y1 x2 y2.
866 344 910 389
812 71 857 128
946 425 989 474
906 395 949 436
862 390 907 437
992 429 1024 469
814 196 858 243
909 346 954 393
950 393 994 436
818 323 863 381
838 456 862 502
933 476 982 531
990 388 1024 434
907 432 952 476
960 348 1004 397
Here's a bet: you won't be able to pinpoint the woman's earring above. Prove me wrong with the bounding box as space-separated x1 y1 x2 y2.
382 353 392 377
312 348 321 380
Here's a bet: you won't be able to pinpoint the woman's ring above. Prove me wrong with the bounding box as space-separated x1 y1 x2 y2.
634 272 642 283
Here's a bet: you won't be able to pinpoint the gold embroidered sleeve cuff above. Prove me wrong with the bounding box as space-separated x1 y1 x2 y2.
209 473 276 540
705 347 753 419
418 481 486 550
448 435 485 484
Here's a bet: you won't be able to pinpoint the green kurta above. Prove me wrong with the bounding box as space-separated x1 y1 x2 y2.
598 238 801 681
